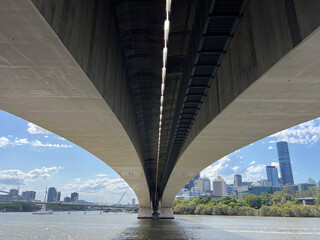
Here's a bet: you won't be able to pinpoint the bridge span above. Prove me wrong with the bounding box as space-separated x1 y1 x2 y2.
1 0 320 219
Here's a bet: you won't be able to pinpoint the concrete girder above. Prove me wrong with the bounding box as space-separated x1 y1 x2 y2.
0 0 150 208
162 0 320 207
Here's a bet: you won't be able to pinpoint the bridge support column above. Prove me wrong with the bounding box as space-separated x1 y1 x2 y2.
137 207 153 219
158 207 174 219
137 207 174 219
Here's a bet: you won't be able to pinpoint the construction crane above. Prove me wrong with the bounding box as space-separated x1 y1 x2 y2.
117 191 126 205
0 190 9 194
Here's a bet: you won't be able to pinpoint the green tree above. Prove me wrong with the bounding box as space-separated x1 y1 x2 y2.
244 194 262 209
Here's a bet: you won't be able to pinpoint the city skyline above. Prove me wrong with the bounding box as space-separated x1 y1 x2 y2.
1 110 320 203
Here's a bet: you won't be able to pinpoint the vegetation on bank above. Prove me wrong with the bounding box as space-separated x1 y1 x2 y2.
0 202 40 212
46 204 89 211
173 186 320 217
0 202 89 212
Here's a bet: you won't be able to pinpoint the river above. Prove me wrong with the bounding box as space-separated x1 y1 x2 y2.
0 212 319 239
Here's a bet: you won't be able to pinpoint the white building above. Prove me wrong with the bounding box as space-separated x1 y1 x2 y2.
194 177 211 192
176 188 191 200
212 176 227 197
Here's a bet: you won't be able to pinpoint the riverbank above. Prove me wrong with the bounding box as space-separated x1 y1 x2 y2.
174 189 320 217
0 202 89 212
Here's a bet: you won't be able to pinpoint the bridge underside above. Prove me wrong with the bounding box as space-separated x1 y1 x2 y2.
1 0 320 219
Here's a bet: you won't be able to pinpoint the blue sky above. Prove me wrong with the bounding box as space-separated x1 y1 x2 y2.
0 110 319 203
203 118 320 185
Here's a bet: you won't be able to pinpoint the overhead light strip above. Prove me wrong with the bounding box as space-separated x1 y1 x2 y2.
155 0 171 205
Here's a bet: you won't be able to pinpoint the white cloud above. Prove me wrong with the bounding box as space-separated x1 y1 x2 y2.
268 146 273 150
61 177 136 204
30 140 72 148
27 123 51 134
96 174 108 177
271 162 279 168
202 151 245 184
0 137 73 148
0 137 9 147
0 137 72 149
232 166 239 172
202 149 270 184
268 118 320 145
0 166 62 185
244 164 266 182
14 138 29 145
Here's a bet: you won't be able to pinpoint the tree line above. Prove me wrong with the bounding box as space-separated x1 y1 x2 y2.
173 186 320 217
0 202 89 212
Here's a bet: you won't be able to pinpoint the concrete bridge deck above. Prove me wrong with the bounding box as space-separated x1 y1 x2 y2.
0 0 320 219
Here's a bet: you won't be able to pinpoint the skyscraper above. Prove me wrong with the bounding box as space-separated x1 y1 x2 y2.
22 191 36 201
276 141 294 185
9 189 19 196
234 174 242 187
47 187 57 202
212 176 227 196
266 166 280 187
194 177 211 192
56 192 61 202
71 192 79 202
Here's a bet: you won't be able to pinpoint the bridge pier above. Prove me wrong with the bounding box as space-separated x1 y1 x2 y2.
137 207 174 219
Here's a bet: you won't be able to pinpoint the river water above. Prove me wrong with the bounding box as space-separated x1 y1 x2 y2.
0 211 320 239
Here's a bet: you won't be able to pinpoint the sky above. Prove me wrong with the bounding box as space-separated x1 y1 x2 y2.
0 110 319 204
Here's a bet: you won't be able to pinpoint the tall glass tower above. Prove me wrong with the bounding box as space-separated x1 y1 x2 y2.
276 141 294 185
266 166 280 187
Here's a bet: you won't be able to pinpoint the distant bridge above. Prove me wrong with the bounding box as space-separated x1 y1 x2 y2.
1 0 320 219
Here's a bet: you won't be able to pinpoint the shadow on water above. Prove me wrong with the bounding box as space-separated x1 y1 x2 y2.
114 217 250 240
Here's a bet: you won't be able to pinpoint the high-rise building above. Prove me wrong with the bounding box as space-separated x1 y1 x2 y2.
47 187 57 202
71 192 79 202
227 184 234 196
22 191 36 200
56 192 61 202
298 183 316 192
266 166 280 187
276 141 294 185
194 177 211 192
257 179 268 186
64 197 71 202
9 189 19 196
190 187 200 197
185 173 200 190
234 174 242 187
212 176 227 197
307 177 316 185
132 198 136 206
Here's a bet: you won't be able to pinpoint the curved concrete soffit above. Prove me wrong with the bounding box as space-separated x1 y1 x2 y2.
162 26 320 207
0 0 149 207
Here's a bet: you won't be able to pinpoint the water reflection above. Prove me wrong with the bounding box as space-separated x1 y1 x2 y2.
114 217 249 240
